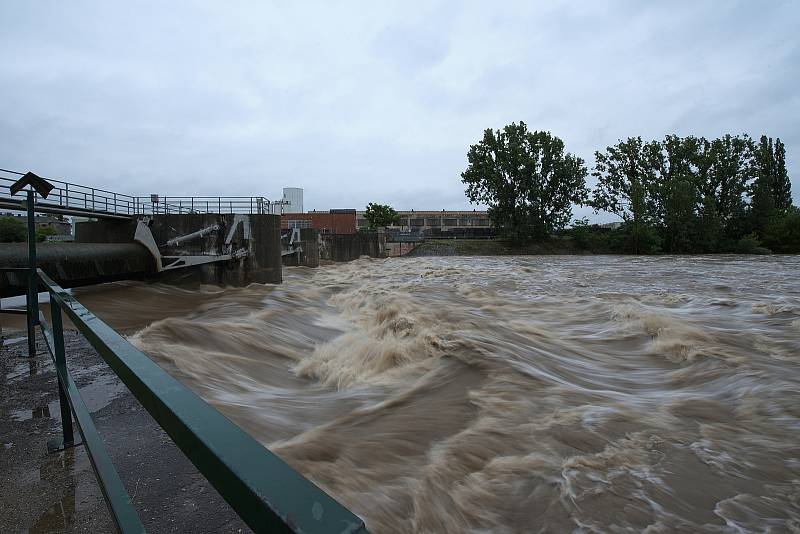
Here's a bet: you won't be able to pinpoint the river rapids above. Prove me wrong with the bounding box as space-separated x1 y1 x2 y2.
69 255 800 532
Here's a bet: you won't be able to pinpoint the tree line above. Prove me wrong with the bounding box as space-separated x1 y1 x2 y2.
461 122 798 254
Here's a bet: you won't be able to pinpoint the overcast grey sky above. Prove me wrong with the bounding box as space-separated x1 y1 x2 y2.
1 1 797 220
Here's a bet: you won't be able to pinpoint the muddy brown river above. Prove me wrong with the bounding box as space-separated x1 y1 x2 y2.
47 256 800 531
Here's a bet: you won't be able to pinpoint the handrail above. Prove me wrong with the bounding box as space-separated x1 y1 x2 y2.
0 168 138 198
35 268 367 533
1 168 275 217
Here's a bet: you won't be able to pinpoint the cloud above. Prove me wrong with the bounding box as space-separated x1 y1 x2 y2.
0 0 797 219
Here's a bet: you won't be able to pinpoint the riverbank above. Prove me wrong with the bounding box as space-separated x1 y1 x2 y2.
0 329 249 533
406 238 588 256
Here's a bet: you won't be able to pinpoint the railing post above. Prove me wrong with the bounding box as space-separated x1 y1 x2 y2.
51 299 75 447
25 190 38 358
65 183 69 207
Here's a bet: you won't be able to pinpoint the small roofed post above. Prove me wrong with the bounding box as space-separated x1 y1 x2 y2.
9 171 55 357
9 171 54 198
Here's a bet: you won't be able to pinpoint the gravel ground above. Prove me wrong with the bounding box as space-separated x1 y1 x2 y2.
0 327 250 533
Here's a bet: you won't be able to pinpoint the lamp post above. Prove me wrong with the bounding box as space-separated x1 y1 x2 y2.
9 172 54 357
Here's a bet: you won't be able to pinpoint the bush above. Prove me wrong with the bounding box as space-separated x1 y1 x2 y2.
0 216 26 242
762 207 800 253
735 233 771 254
36 225 59 242
612 222 662 254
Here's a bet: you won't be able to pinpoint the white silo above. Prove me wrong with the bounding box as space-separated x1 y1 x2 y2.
282 187 304 214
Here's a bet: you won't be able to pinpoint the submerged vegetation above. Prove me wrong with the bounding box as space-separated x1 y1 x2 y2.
463 123 797 254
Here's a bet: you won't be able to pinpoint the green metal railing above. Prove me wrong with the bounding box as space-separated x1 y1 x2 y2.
1 265 368 533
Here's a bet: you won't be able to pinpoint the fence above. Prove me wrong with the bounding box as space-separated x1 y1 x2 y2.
0 169 274 218
1 168 139 219
134 196 272 215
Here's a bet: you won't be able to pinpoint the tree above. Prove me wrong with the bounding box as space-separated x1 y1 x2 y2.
762 206 800 253
750 135 779 235
591 137 659 253
461 122 587 243
704 134 753 241
0 216 26 242
661 176 699 253
36 225 59 242
592 137 656 221
645 135 703 252
774 138 792 212
364 203 400 228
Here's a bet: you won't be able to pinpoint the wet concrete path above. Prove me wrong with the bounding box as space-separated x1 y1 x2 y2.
0 328 251 533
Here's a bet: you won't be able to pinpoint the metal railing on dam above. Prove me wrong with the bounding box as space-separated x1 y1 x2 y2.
0 267 368 533
0 168 274 219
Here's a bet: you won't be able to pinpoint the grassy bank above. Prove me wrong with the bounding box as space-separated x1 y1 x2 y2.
406 238 588 256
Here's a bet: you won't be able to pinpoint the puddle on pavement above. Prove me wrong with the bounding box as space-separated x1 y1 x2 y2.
27 492 78 533
25 448 84 534
5 357 44 383
78 372 128 412
8 371 128 422
10 403 55 422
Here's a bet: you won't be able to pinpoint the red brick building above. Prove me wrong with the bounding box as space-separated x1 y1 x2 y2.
281 210 357 234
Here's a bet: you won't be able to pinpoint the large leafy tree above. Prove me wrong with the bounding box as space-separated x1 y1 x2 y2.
364 202 400 228
645 135 701 238
705 134 753 238
751 135 781 233
461 122 588 243
591 137 660 253
591 137 657 223
773 138 792 212
589 132 794 254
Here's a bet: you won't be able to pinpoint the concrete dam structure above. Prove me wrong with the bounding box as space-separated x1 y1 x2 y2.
78 213 284 285
0 213 284 297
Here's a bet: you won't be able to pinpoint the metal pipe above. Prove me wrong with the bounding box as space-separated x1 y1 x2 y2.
165 224 220 247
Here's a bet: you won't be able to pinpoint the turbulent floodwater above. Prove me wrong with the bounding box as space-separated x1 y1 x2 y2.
73 256 800 532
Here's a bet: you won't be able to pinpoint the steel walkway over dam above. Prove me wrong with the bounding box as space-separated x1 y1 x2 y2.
1 168 276 219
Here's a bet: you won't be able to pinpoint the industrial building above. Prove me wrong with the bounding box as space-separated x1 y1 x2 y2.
279 204 494 238
281 209 357 234
356 210 494 238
